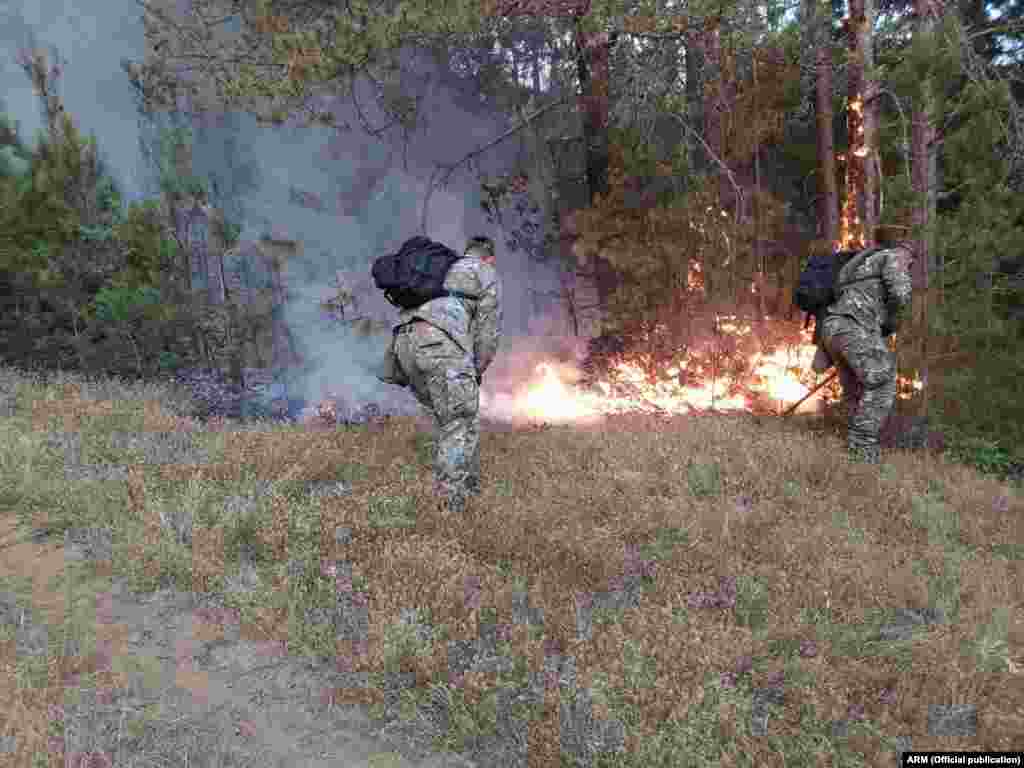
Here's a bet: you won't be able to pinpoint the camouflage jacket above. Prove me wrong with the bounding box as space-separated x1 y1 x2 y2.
394 253 503 374
825 246 913 335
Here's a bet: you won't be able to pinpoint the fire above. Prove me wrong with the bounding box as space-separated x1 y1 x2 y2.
521 363 602 421
897 376 924 400
840 93 867 250
748 345 818 405
687 262 704 290
482 320 925 425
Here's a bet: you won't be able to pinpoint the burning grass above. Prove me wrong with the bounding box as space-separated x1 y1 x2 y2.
0 363 1021 766
482 319 923 428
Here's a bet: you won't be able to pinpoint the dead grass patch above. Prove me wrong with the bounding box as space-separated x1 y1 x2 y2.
0 365 1021 765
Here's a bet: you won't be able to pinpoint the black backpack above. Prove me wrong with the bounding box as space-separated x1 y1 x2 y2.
794 247 881 321
372 236 475 310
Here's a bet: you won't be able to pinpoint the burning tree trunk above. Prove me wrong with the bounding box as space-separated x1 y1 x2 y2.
841 0 879 249
806 0 840 247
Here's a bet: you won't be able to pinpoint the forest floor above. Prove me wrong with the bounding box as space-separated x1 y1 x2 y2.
0 363 1022 767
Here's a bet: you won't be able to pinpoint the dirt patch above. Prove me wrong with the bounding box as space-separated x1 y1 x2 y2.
0 513 479 768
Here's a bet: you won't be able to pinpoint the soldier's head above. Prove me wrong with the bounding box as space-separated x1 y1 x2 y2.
465 236 496 265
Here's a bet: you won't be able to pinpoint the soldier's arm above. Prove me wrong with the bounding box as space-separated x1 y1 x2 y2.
473 263 502 374
882 248 914 333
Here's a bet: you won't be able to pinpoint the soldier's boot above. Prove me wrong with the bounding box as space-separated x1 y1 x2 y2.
434 479 469 513
848 444 881 465
438 492 468 514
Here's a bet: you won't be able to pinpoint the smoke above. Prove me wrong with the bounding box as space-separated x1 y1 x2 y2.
275 176 483 417
163 42 582 421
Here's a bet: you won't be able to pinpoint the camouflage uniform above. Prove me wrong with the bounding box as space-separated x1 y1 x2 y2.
379 243 502 510
820 246 913 463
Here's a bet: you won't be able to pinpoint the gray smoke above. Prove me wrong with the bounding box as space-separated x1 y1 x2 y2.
1 2 586 420
168 45 579 419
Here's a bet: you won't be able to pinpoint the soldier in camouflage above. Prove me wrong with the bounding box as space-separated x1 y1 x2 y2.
820 226 915 464
379 236 503 512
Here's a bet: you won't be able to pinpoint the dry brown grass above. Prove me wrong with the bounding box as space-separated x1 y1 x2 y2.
1 368 1022 766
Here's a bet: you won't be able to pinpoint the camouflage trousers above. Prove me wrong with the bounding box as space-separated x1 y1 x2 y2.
821 315 896 464
392 321 480 509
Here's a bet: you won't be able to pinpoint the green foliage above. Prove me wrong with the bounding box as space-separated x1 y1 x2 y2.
0 102 126 279
876 9 1024 472
92 285 162 325
158 350 182 372
687 460 722 498
0 144 30 177
113 199 181 287
924 179 1024 461
941 430 1019 478
154 125 207 200
964 606 1011 673
212 0 477 122
221 218 242 249
0 57 210 380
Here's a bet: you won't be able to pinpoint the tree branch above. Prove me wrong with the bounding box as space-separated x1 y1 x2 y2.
419 96 567 232
967 20 1024 41
667 112 744 227
873 88 911 183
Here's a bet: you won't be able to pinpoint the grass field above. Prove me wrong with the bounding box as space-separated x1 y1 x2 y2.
0 363 1021 767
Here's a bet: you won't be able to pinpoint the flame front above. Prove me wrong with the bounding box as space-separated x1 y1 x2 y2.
522 363 601 421
482 319 922 425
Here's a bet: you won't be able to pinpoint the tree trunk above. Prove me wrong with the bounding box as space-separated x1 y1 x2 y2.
911 0 941 415
753 48 765 318
842 0 878 249
685 33 705 174
807 0 840 247
206 207 227 306
574 21 619 307
574 22 613 203
862 0 880 243
701 27 726 206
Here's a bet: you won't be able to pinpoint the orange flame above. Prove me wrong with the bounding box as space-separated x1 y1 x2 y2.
481 319 923 425
687 262 704 290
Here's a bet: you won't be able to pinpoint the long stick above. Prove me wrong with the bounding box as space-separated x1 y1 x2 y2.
782 370 838 417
